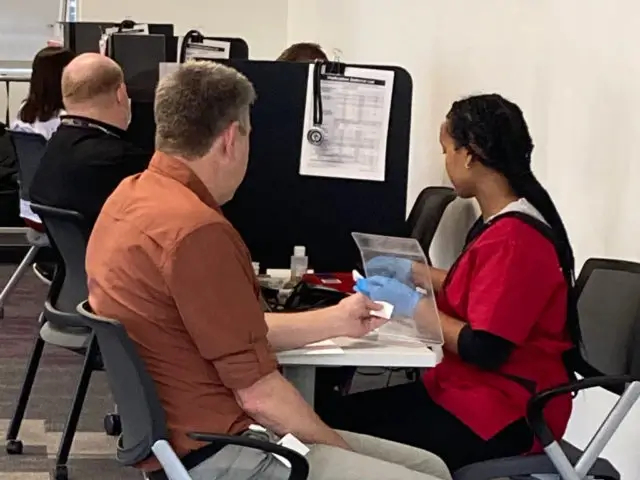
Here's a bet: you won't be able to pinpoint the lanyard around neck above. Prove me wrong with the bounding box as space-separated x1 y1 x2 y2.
60 118 120 138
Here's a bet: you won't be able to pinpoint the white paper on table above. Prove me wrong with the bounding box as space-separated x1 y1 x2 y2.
184 39 231 61
299 64 394 182
279 340 344 355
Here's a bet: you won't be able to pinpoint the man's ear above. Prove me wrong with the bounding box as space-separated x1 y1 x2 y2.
116 83 128 104
218 122 238 158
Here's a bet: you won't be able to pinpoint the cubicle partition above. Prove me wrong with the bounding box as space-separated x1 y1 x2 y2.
222 60 412 272
109 35 249 153
105 39 412 272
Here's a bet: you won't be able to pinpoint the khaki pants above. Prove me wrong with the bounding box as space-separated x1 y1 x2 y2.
188 430 452 480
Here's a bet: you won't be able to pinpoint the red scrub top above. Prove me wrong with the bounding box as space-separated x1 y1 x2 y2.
422 216 573 450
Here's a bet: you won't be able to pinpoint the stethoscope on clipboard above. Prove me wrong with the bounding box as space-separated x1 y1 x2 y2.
306 60 327 147
306 56 346 147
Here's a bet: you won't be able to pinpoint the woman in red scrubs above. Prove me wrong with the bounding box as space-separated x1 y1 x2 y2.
318 93 580 471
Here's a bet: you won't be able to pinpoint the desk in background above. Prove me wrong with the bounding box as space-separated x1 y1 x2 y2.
278 336 441 406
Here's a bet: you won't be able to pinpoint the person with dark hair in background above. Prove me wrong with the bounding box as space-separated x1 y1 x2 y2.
277 42 328 62
11 46 75 139
318 93 580 472
8 47 75 281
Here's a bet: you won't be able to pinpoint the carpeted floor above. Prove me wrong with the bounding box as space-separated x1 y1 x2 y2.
0 264 140 479
0 263 410 479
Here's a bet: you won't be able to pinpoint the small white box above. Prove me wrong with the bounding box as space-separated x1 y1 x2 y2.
273 433 309 468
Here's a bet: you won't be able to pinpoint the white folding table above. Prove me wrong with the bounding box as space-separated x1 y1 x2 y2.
277 336 441 406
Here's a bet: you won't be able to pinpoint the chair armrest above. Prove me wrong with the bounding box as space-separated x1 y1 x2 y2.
188 432 309 480
527 374 637 446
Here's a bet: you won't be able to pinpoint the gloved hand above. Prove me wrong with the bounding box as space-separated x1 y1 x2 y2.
365 256 414 285
355 275 421 318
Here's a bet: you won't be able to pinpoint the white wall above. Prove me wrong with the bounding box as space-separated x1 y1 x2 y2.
288 1 640 477
78 0 289 60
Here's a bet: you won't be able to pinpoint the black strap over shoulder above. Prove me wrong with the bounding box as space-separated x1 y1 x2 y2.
465 211 558 250
464 211 581 383
465 210 575 291
464 216 485 247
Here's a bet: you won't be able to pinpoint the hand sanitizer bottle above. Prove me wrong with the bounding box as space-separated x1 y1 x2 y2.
290 246 308 284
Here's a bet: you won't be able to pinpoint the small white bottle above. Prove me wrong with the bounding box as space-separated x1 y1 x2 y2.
290 245 309 283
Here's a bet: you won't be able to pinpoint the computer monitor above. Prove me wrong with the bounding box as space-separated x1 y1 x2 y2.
61 22 174 56
109 34 166 102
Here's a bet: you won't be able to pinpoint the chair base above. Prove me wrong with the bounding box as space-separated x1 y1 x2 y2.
104 413 122 437
5 337 45 444
7 335 101 477
5 439 23 455
51 464 68 480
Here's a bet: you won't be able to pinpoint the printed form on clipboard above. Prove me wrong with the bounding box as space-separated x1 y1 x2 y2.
299 65 395 182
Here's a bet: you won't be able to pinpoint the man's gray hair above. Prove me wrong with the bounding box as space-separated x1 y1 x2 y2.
154 61 256 159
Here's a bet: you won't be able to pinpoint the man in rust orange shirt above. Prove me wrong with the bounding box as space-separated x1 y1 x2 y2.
86 61 450 480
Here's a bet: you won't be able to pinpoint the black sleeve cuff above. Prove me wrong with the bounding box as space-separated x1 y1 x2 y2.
457 324 515 370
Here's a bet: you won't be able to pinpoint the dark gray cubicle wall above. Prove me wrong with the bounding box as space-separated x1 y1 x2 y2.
221 60 412 273
102 51 412 272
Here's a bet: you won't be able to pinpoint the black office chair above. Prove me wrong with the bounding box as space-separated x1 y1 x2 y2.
0 132 50 319
4 203 117 480
406 186 457 265
453 258 640 480
76 300 310 480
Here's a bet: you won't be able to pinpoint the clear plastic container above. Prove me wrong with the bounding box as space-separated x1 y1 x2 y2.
289 246 308 283
352 232 443 346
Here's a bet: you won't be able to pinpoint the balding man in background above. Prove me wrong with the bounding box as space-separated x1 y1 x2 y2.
30 53 150 236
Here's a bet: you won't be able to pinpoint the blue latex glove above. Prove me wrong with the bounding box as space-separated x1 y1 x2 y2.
355 275 421 318
365 256 414 285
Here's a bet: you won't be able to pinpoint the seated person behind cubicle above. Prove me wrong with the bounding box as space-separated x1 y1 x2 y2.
318 94 580 472
85 61 451 480
11 46 75 140
277 42 328 62
29 53 150 236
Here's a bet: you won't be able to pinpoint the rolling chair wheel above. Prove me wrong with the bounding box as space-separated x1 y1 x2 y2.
103 413 122 436
5 439 23 455
51 464 68 480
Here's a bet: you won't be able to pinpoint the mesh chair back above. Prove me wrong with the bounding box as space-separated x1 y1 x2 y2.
406 187 457 263
576 258 640 377
8 131 47 202
77 301 168 466
31 204 88 315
